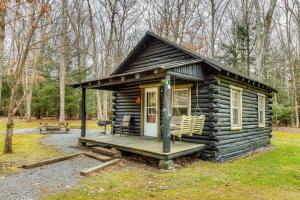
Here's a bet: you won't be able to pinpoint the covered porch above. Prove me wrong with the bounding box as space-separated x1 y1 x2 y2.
79 134 205 160
72 60 208 167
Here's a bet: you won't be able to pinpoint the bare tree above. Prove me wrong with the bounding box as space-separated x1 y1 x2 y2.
68 0 88 81
4 0 50 153
87 0 103 120
0 0 6 106
96 0 141 119
253 0 277 81
283 0 299 127
24 57 35 122
209 0 231 58
59 0 68 123
290 0 300 61
146 0 205 53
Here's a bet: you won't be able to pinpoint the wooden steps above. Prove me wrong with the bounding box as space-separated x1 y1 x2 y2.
80 159 120 176
83 152 112 162
80 147 123 176
92 146 122 158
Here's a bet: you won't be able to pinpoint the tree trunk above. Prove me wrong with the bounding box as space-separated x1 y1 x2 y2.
103 92 108 120
25 86 33 122
296 1 300 61
4 1 46 153
210 0 216 58
96 90 103 120
4 86 17 153
287 1 299 127
254 0 277 81
292 67 299 127
0 1 6 107
87 0 102 120
75 0 84 81
102 0 117 119
59 0 68 123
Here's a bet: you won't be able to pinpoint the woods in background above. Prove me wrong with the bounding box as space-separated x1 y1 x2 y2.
0 0 300 151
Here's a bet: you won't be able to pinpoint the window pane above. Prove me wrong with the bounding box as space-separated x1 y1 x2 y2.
172 108 188 116
233 93 237 107
172 88 189 115
258 95 265 125
259 111 264 124
232 92 239 107
231 88 242 129
258 97 263 111
233 108 239 126
147 92 156 107
146 91 157 123
173 89 188 107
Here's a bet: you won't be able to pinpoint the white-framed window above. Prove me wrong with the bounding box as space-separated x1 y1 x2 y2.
172 86 191 116
230 85 243 130
258 93 266 127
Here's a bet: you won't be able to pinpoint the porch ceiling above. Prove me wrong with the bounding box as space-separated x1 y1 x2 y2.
69 59 204 91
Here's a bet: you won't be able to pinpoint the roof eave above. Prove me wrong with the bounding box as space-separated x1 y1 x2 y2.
219 69 277 93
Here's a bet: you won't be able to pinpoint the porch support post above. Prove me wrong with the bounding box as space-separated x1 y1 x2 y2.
162 74 171 153
81 87 86 138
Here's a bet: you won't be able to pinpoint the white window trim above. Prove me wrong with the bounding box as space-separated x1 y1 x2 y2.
171 85 191 115
257 93 266 128
230 85 243 130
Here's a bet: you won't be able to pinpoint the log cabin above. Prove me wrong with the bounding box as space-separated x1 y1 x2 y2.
71 31 276 169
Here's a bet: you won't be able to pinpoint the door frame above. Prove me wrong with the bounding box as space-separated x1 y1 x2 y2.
140 83 160 138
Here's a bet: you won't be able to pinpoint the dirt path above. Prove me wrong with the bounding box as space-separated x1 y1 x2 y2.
0 130 105 200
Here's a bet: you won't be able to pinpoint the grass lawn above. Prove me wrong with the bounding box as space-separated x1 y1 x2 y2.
45 131 300 200
0 134 60 175
0 118 105 131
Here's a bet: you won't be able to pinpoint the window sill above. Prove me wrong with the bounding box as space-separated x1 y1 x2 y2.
231 127 242 131
258 125 265 128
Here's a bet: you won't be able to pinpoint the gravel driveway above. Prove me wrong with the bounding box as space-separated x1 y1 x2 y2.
0 129 107 200
42 129 106 154
0 155 100 200
0 128 40 135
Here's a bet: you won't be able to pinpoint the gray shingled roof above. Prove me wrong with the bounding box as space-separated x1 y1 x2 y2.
71 31 276 92
110 31 276 92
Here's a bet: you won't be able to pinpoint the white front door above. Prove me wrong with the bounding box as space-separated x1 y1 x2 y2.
144 87 159 137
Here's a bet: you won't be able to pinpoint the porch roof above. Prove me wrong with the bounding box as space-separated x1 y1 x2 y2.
69 59 205 90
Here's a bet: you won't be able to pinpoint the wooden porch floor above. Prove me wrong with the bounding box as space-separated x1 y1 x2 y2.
79 135 205 160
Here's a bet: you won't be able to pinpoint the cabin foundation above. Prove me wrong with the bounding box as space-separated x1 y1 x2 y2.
159 159 174 170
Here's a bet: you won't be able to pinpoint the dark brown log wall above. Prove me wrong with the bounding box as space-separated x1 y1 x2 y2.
200 75 273 161
111 73 273 162
112 84 141 135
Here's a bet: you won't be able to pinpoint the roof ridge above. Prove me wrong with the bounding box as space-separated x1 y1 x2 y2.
145 31 272 89
110 31 275 91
